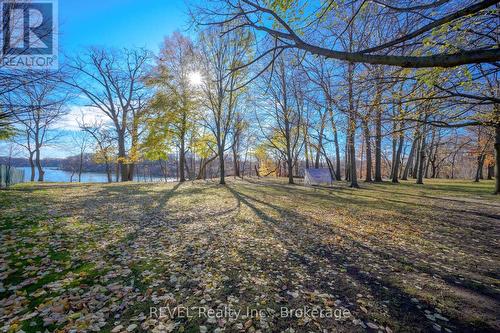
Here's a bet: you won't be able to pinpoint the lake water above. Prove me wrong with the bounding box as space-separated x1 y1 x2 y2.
20 167 171 183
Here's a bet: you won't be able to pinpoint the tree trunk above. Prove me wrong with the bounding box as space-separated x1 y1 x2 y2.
495 125 500 194
184 156 190 180
314 147 320 169
321 145 336 183
218 144 225 185
284 114 294 184
431 159 438 178
402 134 417 181
360 131 364 179
362 120 372 182
287 155 294 184
115 163 120 182
314 143 321 169
159 159 167 181
374 104 382 182
347 62 358 188
451 153 457 179
304 136 310 170
348 127 358 187
474 154 485 182
315 114 325 169
105 161 112 183
29 153 35 182
232 141 240 178
487 163 494 180
179 134 186 182
413 129 422 179
416 119 428 185
118 132 128 182
328 107 341 180
35 147 44 182
392 130 404 183
425 128 436 179
191 154 196 179
197 158 205 180
479 156 485 180
345 141 350 181
78 152 83 182
128 163 135 182
390 120 397 180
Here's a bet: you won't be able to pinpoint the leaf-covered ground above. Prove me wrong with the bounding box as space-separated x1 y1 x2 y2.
0 178 499 333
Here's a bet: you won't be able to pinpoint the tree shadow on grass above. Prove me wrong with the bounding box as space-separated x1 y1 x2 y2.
241 182 500 296
225 183 499 333
245 180 499 261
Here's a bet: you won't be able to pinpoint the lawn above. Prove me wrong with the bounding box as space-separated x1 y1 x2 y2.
0 178 499 333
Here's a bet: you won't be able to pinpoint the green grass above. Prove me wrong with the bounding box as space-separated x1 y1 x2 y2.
0 178 498 332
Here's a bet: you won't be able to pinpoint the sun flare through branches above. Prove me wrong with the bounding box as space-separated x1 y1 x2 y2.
188 71 203 86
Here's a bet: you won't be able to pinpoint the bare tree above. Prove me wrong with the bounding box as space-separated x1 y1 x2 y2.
70 131 91 182
66 48 150 182
302 56 342 180
6 76 67 181
256 55 304 184
231 111 246 178
198 26 251 184
79 117 116 183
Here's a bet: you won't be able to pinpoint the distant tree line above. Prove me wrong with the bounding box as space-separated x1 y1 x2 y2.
0 0 498 193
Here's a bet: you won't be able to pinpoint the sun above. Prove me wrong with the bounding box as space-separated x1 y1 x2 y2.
188 71 203 86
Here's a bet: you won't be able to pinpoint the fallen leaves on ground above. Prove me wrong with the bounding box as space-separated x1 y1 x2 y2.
0 178 499 332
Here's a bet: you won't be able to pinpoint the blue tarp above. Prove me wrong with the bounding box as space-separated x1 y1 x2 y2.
304 168 333 186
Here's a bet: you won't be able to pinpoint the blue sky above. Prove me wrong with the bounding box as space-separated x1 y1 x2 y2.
59 0 191 55
1 1 193 159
